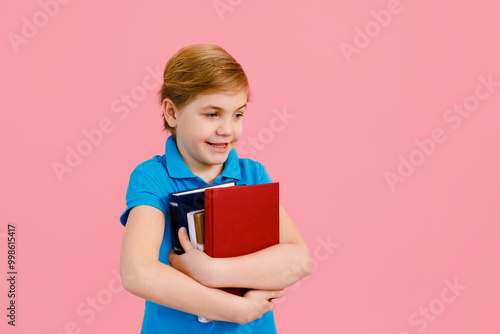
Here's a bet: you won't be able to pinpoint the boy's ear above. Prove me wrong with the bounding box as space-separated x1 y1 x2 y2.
162 98 178 128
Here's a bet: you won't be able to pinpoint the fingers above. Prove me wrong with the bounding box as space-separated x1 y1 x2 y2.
178 227 195 252
265 290 283 312
267 289 285 301
167 250 176 264
266 300 275 312
244 288 284 300
168 228 195 264
240 289 284 323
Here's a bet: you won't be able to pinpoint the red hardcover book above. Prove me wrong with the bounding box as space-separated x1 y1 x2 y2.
204 182 280 296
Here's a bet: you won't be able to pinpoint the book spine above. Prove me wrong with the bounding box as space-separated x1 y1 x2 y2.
186 212 198 249
169 201 183 255
204 189 214 257
194 211 205 251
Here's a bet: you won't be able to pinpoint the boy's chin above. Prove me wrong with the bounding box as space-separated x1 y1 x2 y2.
200 151 230 166
204 155 229 166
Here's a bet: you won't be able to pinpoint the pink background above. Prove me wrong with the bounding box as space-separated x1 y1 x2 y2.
2 0 499 333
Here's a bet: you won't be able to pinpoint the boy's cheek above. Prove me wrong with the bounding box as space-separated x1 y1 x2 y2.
233 127 243 141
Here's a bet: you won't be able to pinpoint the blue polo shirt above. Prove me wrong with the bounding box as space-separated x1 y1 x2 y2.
120 136 277 334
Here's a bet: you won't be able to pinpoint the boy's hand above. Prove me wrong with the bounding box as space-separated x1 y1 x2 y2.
236 289 284 324
168 227 215 286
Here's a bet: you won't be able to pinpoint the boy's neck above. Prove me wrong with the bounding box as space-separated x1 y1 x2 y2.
177 148 224 184
193 164 224 184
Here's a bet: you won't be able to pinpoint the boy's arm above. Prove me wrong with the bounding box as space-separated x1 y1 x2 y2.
120 205 282 324
169 205 312 290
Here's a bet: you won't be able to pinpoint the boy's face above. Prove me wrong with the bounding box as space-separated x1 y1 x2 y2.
169 90 247 176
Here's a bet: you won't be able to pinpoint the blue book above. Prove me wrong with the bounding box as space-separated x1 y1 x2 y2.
169 182 235 254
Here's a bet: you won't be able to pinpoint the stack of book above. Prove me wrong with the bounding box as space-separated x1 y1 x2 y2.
169 182 280 294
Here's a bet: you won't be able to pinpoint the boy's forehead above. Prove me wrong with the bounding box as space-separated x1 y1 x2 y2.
193 91 248 110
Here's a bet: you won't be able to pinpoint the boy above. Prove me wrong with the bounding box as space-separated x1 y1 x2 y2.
119 44 311 333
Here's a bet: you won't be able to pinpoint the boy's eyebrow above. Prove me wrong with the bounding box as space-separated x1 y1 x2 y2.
201 103 247 112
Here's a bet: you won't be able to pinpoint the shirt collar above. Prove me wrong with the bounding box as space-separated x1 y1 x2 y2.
164 136 241 181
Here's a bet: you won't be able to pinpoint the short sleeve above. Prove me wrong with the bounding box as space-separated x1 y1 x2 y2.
119 168 168 226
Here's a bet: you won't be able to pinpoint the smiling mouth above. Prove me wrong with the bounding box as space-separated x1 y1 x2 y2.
207 142 228 148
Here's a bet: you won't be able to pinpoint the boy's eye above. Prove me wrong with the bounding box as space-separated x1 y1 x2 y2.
234 113 244 119
205 113 218 118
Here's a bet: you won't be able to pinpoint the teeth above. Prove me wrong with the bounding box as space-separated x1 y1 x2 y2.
211 143 227 148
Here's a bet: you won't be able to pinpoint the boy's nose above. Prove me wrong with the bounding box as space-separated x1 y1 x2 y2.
216 119 232 136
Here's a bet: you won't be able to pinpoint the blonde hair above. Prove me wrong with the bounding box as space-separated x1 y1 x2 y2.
159 44 250 136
